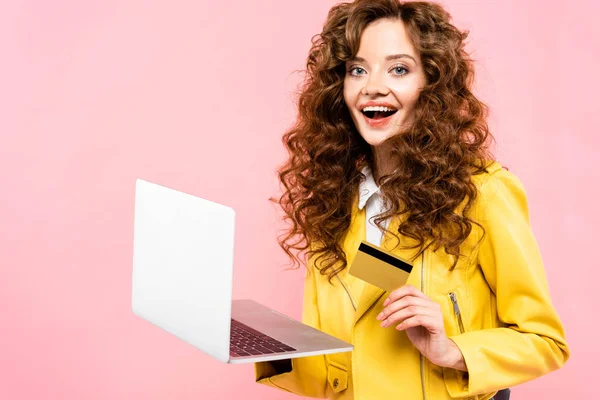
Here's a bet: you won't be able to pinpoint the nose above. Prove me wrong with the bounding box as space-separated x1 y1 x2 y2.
361 72 389 96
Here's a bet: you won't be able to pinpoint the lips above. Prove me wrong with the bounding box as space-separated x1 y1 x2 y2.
358 102 399 127
362 109 398 120
362 111 396 128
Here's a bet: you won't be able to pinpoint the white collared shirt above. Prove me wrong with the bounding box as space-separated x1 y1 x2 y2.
358 166 391 247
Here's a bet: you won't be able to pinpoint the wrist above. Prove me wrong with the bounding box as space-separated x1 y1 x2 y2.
437 337 467 371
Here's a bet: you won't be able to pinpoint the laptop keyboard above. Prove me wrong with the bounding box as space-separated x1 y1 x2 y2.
230 319 297 358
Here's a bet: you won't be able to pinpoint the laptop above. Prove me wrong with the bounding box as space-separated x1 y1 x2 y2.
132 179 353 364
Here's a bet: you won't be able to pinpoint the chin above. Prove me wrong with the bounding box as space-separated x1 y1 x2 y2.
358 131 395 147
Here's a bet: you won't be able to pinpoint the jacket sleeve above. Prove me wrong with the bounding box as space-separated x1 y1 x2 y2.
254 266 329 398
443 168 570 396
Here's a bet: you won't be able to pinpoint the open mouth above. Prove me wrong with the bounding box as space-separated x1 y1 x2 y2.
362 109 398 120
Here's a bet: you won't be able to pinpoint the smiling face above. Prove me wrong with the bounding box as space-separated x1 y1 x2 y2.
343 18 427 147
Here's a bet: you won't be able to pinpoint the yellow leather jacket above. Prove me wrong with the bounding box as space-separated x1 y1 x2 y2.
255 161 570 399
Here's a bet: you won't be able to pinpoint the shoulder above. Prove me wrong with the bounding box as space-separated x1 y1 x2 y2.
472 160 525 193
471 160 531 222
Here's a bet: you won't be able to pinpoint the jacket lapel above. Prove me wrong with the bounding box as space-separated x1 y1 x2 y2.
351 213 397 326
354 282 385 325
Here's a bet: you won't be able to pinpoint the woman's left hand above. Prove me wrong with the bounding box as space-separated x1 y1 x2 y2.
376 284 467 371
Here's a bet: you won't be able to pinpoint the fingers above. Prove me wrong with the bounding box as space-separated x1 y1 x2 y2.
394 314 441 332
384 284 428 307
376 295 430 321
379 303 439 328
378 284 443 332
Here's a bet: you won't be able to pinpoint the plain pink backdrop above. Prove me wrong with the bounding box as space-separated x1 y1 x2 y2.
1 0 597 398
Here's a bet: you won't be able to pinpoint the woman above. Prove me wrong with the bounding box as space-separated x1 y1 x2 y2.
255 1 570 399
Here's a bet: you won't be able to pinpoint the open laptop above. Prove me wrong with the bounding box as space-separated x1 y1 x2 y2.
132 179 353 364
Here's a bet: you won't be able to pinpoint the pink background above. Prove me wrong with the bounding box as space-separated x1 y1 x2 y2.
1 0 597 398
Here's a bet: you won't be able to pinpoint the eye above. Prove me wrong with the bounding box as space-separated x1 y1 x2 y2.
348 66 366 76
391 65 409 76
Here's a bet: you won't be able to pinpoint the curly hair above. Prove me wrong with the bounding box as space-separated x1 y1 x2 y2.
276 0 495 280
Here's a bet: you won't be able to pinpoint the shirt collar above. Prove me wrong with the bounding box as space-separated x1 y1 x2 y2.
358 165 381 210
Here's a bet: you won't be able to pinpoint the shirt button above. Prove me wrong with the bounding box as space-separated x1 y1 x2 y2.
333 378 339 388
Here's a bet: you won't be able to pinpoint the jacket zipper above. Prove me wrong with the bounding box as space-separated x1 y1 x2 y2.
336 275 357 311
449 292 465 334
420 251 427 400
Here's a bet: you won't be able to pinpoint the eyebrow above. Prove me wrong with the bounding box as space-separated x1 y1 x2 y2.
349 54 418 64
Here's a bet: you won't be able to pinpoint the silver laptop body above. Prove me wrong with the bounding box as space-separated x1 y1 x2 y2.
132 179 353 364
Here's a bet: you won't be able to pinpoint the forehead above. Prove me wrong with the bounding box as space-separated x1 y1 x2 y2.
355 18 419 62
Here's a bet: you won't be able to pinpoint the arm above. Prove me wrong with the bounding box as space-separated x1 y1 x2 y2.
443 168 570 396
254 265 329 398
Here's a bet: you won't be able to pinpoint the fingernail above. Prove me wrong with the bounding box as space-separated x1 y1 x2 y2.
376 312 383 320
380 320 387 327
383 298 390 306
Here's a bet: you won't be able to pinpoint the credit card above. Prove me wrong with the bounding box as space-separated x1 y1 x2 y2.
348 241 413 292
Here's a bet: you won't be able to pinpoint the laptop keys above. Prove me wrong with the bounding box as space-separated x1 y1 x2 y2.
230 319 297 357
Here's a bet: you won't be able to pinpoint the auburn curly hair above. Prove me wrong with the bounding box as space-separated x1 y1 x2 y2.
276 0 496 280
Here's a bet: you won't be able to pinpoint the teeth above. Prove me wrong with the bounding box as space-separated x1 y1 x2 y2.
362 106 397 112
